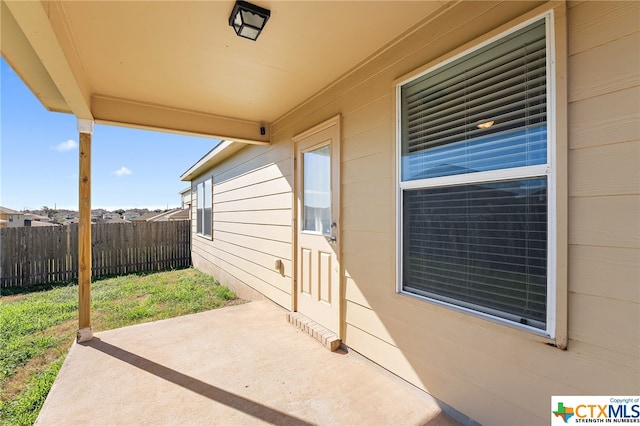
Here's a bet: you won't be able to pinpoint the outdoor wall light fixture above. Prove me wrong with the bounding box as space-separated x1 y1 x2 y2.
229 1 271 41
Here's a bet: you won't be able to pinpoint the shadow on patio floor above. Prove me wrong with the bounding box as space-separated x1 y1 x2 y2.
36 301 457 425
87 338 313 426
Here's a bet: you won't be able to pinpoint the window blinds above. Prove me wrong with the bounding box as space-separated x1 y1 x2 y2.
401 20 547 181
399 18 550 330
203 179 212 237
402 178 548 329
196 184 204 235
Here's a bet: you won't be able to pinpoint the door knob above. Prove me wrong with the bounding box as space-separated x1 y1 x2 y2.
328 222 337 244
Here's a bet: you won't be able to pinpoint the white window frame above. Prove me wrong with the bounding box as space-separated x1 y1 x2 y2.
196 177 213 239
395 11 558 338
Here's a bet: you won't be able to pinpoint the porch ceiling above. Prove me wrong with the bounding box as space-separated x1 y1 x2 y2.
1 0 448 144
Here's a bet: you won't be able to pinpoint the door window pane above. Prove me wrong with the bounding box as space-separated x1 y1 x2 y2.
303 145 331 234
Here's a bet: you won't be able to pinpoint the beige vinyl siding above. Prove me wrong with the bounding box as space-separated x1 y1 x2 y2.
191 140 293 309
278 1 635 424
565 0 640 368
569 86 639 150
189 0 639 423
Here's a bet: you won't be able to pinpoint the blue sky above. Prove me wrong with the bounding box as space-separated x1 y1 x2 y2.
1 58 218 211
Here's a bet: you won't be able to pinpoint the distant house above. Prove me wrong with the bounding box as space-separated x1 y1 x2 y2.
132 211 166 222
102 213 121 220
54 212 76 223
180 187 192 210
0 206 24 228
24 213 51 223
24 213 59 227
122 211 141 221
167 208 189 221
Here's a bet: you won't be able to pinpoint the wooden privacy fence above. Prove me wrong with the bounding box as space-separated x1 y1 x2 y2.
0 221 191 288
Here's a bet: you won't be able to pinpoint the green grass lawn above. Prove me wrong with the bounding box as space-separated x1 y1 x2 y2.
0 268 240 426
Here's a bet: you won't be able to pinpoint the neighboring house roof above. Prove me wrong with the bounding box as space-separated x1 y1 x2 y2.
145 209 183 222
25 213 51 221
132 210 185 222
168 209 190 221
0 206 20 214
28 220 59 227
55 213 76 220
133 211 166 222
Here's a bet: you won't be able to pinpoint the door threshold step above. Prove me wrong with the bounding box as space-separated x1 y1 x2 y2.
286 312 341 351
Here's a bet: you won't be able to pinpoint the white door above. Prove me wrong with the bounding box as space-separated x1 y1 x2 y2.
294 117 341 335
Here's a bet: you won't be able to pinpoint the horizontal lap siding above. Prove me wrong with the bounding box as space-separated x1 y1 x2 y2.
214 192 291 212
566 0 640 371
188 1 638 424
268 1 639 424
568 245 639 302
191 141 293 309
570 141 639 196
344 302 585 421
568 86 639 149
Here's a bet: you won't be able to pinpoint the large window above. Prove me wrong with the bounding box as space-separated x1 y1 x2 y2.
196 178 212 238
397 16 554 334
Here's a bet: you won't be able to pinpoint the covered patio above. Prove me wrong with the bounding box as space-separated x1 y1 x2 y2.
3 2 465 423
1 0 451 343
36 300 458 425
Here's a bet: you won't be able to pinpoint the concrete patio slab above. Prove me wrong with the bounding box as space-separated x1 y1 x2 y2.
36 301 458 425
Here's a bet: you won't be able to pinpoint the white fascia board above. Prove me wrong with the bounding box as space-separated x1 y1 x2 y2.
180 140 245 181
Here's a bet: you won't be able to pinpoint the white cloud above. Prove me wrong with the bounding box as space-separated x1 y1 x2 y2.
113 166 132 177
52 139 78 152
